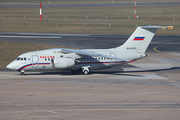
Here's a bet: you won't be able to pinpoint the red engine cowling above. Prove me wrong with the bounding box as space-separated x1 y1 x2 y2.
51 58 75 69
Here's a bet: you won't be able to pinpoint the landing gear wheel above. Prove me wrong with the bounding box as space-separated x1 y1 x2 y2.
81 66 89 75
20 70 25 76
83 70 89 75
20 72 25 75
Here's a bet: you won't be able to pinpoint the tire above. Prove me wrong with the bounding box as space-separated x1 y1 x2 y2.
83 70 88 75
21 72 25 75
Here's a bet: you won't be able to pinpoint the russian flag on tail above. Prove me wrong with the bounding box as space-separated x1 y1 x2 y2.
133 36 145 41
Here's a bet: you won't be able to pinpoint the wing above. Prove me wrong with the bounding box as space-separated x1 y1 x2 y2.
61 48 128 61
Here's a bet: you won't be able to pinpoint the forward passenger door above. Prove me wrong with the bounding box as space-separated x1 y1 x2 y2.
32 55 39 68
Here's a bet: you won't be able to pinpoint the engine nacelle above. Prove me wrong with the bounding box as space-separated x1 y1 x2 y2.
51 58 75 69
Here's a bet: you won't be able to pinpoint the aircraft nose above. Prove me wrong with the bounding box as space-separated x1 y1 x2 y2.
6 62 17 70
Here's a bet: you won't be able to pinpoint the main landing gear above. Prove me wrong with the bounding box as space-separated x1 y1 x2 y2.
71 66 90 75
81 66 89 75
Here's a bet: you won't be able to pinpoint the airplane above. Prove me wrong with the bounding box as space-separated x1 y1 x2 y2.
6 26 173 75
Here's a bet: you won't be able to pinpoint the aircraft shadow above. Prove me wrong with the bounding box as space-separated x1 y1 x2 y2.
94 67 180 75
23 67 180 76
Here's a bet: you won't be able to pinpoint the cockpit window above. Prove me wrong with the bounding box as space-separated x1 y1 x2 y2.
16 57 27 61
16 57 20 60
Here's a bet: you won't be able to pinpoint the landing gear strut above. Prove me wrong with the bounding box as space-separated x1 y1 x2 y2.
71 67 90 75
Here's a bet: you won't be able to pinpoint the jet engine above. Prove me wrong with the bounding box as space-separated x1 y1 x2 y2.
51 58 75 69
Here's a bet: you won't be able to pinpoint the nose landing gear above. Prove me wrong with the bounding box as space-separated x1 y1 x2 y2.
20 70 25 75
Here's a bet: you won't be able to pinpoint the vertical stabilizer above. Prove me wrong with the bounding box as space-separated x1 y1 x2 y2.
116 26 166 53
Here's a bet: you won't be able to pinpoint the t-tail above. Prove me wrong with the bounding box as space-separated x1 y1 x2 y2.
116 26 173 53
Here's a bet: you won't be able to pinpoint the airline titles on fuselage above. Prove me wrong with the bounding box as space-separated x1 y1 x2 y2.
40 56 55 59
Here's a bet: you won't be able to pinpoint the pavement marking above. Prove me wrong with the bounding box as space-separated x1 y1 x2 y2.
53 108 180 111
51 103 179 105
153 43 179 53
48 111 58 114
168 52 180 57
0 35 62 39
149 79 172 81
153 44 170 52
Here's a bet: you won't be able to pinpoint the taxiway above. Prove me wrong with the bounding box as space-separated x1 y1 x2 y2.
0 33 180 120
0 32 180 51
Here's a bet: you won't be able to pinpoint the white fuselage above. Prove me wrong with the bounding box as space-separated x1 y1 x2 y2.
6 48 146 72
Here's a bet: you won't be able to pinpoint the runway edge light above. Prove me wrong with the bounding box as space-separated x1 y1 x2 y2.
39 1 42 21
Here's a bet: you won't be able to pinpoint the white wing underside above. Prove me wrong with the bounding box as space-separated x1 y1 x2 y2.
61 48 128 61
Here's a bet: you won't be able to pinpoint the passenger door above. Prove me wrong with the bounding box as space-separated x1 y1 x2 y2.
32 55 39 68
110 53 116 65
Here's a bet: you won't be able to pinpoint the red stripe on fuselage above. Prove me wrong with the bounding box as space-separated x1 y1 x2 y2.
17 63 51 71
